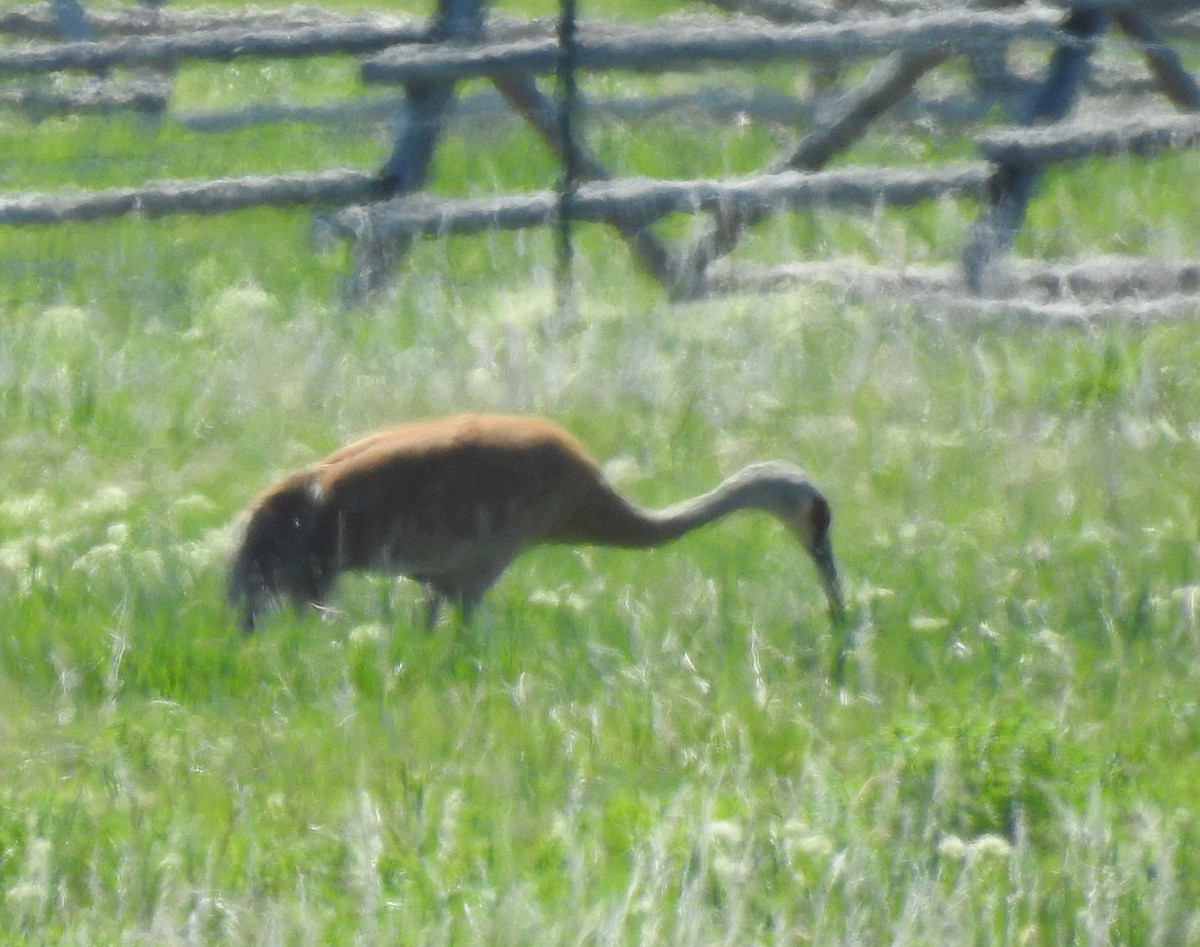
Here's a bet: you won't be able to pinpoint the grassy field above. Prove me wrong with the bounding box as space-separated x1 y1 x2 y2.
3 4 1200 943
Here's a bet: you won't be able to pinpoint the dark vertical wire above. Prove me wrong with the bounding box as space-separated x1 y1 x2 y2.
555 0 579 315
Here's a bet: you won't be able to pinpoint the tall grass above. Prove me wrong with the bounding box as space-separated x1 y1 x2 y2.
2 10 1200 942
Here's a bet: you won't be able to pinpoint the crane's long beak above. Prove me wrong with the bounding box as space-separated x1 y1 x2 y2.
806 535 850 685
806 535 845 626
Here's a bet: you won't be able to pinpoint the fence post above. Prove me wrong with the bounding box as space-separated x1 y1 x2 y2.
962 5 1108 294
374 0 487 194
50 0 91 41
349 0 488 302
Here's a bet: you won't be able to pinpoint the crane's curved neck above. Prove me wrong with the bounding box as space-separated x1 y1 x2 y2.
602 466 789 548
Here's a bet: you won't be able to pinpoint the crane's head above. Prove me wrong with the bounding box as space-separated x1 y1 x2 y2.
739 462 846 627
227 472 332 633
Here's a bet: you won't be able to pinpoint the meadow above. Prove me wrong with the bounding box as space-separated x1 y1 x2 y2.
2 2 1200 942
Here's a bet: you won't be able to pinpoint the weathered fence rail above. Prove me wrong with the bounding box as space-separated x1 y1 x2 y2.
360 10 1062 85
327 164 991 240
0 20 427 76
0 0 1198 318
0 170 382 226
0 75 169 117
0 5 415 40
976 113 1200 165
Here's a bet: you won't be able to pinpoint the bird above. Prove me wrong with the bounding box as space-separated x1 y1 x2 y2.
227 413 847 660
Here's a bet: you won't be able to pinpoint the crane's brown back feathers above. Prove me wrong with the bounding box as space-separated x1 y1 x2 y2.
227 413 843 632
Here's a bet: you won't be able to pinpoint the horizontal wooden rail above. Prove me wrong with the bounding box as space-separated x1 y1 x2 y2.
0 5 419 41
0 170 383 225
716 0 1199 17
0 77 169 116
977 114 1200 165
1045 0 1196 10
712 257 1200 326
0 20 426 77
714 255 1200 299
362 9 1062 84
328 163 991 241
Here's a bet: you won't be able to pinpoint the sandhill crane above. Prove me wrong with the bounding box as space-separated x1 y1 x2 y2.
228 413 846 658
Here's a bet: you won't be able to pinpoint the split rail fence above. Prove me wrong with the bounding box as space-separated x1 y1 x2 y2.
2 0 1200 322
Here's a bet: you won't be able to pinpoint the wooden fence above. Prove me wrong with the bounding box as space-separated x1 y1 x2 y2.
2 0 1199 321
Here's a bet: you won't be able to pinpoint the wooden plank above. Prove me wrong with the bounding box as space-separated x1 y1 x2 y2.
362 9 1061 85
711 258 1200 326
1044 0 1197 10
977 114 1200 165
0 20 427 77
713 256 1200 301
0 5 419 41
701 0 841 24
328 163 990 241
0 170 383 225
0 78 169 117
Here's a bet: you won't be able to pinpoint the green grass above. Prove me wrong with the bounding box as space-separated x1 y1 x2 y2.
3 7 1200 942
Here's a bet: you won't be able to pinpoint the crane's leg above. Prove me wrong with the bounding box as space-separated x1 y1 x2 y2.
423 587 446 630
422 589 484 630
456 594 481 626
831 626 851 689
